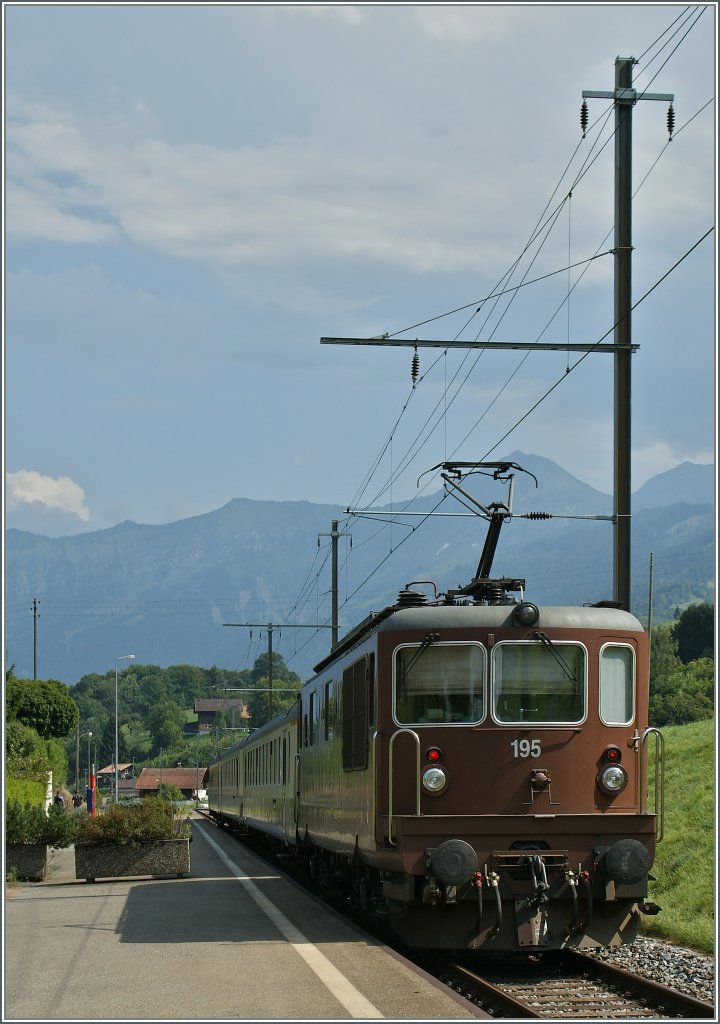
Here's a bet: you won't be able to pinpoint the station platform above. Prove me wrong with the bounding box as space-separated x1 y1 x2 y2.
4 815 484 1021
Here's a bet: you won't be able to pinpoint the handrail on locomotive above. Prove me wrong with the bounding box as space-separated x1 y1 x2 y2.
387 728 421 845
638 726 665 842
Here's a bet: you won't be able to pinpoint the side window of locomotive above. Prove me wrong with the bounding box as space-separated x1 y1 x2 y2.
342 657 369 771
368 653 376 727
599 643 635 725
492 641 586 724
394 643 485 725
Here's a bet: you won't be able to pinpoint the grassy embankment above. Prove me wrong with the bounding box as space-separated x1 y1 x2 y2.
643 718 715 954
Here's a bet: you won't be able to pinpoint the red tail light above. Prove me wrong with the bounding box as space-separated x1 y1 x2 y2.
426 747 442 763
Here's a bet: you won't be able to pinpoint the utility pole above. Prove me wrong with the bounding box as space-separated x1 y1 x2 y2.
647 551 655 635
583 58 674 610
323 56 674 615
75 721 80 792
223 621 333 719
32 597 40 679
318 520 352 647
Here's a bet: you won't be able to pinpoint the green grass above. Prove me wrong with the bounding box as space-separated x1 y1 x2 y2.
643 718 715 954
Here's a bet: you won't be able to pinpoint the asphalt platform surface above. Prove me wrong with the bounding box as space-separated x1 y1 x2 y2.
4 814 483 1021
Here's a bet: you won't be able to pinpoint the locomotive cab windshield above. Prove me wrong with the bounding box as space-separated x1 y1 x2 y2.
492 640 586 724
394 641 485 725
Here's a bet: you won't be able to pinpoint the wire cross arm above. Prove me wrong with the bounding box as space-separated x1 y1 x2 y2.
321 336 639 353
222 622 333 629
345 508 616 522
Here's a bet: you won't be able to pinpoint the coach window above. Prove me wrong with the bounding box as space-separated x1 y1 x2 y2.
394 643 485 725
492 641 586 724
599 644 635 725
309 692 316 745
323 682 330 739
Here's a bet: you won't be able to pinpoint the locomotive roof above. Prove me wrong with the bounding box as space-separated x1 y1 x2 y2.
313 600 644 673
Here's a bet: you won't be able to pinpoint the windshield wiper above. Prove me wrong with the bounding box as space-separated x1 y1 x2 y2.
399 632 440 691
534 630 578 684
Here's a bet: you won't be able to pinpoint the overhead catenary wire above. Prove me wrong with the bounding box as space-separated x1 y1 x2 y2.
479 228 714 461
322 65 712 633
343 79 712 533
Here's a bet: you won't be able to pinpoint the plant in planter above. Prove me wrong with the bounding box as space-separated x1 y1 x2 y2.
6 800 78 881
74 797 191 882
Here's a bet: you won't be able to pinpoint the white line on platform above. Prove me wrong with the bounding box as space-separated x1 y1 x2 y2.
195 825 384 1019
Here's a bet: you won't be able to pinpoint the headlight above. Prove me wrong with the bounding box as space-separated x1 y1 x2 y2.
422 766 447 793
597 764 628 795
514 601 540 627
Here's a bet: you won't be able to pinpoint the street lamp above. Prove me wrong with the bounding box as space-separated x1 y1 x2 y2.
115 654 135 802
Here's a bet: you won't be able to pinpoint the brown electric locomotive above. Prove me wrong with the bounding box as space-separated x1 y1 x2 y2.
208 461 664 952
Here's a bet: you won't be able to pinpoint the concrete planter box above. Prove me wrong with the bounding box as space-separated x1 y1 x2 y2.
74 839 191 882
7 843 50 881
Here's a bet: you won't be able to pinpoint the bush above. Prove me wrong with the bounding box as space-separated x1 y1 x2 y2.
6 801 78 848
5 777 46 806
74 798 191 846
156 782 184 803
5 720 51 781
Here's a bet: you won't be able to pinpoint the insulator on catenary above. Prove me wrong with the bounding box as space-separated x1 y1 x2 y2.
523 511 552 520
667 103 675 140
411 348 420 386
580 100 589 138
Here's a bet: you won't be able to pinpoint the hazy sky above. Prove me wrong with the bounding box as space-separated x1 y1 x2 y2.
4 3 717 538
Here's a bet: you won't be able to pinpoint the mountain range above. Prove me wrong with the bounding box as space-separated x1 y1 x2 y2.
5 452 714 685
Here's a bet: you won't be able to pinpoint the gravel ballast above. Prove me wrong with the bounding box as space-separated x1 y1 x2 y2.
582 935 715 1004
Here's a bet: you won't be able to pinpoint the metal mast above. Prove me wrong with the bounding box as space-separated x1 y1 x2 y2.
583 57 673 610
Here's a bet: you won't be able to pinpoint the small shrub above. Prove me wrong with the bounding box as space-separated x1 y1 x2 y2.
75 798 191 846
5 777 46 806
5 800 78 848
156 782 184 803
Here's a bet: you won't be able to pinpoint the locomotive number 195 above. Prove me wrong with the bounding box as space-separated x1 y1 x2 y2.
511 738 541 758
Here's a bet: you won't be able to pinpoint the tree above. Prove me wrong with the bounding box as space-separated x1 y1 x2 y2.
148 699 185 750
649 657 714 727
96 718 117 770
649 624 682 688
672 603 714 663
6 678 79 739
250 652 300 687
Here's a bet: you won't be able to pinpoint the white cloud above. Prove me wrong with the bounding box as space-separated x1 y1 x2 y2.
6 181 119 243
6 470 91 521
2 103 566 275
284 5 365 26
632 442 716 489
415 5 539 44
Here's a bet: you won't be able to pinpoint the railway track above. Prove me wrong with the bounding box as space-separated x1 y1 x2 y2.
416 948 715 1019
204 816 714 1021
